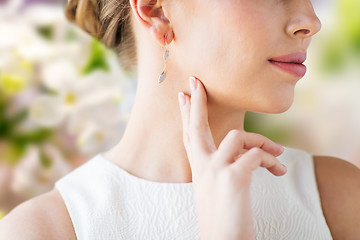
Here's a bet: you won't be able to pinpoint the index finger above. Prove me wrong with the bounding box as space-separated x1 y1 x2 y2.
177 77 216 173
189 77 217 155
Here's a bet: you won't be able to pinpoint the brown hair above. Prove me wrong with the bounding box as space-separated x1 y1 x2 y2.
65 0 136 72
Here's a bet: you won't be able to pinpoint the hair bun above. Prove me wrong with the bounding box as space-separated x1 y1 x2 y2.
65 0 136 72
66 0 103 40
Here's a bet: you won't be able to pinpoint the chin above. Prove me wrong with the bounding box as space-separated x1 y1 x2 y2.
271 99 294 113
271 103 293 114
270 86 296 113
254 95 295 114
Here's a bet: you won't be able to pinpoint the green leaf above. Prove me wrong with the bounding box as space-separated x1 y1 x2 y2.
36 25 54 41
81 39 110 75
10 128 54 145
39 149 53 169
0 143 27 165
0 73 26 96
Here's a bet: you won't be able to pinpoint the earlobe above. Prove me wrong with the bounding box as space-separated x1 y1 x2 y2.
150 24 174 45
130 0 174 45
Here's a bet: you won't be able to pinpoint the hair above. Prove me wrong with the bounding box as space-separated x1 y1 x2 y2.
65 0 137 72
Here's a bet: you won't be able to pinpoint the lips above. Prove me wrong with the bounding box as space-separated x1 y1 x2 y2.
268 52 307 77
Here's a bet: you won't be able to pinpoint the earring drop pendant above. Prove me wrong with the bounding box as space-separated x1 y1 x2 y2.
158 44 169 84
159 70 166 84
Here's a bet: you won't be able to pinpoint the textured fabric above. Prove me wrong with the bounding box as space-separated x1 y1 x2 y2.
55 147 333 240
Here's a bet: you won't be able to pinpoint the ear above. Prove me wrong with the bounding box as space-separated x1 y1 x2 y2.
130 0 174 46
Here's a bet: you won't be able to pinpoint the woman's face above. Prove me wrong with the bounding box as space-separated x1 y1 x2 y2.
169 0 321 113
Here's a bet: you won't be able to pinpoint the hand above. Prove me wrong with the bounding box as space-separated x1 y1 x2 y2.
177 77 287 240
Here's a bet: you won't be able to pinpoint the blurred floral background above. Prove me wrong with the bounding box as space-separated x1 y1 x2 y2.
0 0 359 218
0 0 136 217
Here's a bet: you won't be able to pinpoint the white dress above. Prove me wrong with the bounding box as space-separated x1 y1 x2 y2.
55 147 333 240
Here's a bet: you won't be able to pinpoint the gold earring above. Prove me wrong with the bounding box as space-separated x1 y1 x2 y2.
158 40 169 84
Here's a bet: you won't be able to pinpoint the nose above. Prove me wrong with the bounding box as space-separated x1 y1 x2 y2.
286 1 322 39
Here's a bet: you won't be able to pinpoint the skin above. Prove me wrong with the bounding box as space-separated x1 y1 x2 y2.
178 77 287 239
1 0 360 239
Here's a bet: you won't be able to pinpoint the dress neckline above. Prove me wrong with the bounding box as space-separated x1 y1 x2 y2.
98 153 194 187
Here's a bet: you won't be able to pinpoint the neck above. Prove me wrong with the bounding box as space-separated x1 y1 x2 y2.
104 40 246 183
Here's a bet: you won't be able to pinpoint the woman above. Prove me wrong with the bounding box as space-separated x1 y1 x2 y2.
1 0 360 239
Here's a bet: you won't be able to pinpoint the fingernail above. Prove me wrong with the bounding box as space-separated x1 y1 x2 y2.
281 164 287 171
178 92 186 106
189 76 197 92
276 143 284 151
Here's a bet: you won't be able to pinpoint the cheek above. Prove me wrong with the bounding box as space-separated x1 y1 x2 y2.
172 20 223 75
173 9 260 85
171 0 294 112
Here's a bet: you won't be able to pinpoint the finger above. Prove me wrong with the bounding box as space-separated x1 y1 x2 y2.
230 148 287 183
241 132 284 156
217 130 283 166
188 77 216 155
178 92 191 151
178 91 206 174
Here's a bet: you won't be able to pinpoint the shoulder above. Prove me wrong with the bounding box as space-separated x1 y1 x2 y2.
0 189 76 240
313 155 360 239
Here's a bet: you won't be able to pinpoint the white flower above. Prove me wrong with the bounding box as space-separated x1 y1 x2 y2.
22 4 66 26
4 3 134 160
41 58 80 92
76 120 123 155
29 95 66 127
11 144 72 198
